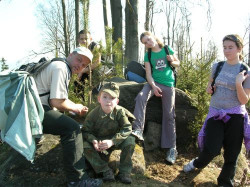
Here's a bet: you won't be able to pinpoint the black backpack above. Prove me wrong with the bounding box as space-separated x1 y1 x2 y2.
17 57 71 97
148 45 177 87
124 61 146 82
125 61 146 79
211 61 248 94
17 57 70 76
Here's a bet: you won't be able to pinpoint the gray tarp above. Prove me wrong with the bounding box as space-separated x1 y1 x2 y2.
0 71 43 161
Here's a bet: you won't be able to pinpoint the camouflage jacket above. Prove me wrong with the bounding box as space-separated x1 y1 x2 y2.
82 105 135 147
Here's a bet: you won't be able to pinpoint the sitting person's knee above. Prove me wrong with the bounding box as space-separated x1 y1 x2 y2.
120 136 135 148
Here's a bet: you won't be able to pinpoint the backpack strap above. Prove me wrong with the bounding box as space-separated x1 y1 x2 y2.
240 63 248 75
211 61 249 95
211 61 225 93
163 45 175 70
38 58 71 98
147 48 153 73
51 58 72 76
89 41 97 51
164 45 177 87
147 45 177 87
211 61 226 95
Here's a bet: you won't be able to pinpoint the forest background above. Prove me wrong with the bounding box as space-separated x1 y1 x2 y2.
0 0 250 145
0 1 250 186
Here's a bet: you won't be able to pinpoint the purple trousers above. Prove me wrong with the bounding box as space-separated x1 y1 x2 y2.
132 83 176 148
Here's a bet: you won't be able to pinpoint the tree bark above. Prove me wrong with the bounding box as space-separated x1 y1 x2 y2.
75 0 80 47
125 0 139 64
82 0 89 32
248 29 250 65
61 0 69 56
110 0 122 42
145 0 150 31
102 0 108 29
82 0 92 105
102 0 109 46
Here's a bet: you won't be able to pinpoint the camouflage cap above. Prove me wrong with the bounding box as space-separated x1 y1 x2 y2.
100 82 120 98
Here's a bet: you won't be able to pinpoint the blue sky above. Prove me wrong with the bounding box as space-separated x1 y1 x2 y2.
0 0 249 70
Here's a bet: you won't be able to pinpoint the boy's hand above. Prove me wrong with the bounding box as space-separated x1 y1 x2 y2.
98 140 114 150
92 140 101 151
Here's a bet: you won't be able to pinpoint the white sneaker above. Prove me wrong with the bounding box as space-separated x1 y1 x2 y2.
131 129 144 141
183 158 196 173
166 148 178 164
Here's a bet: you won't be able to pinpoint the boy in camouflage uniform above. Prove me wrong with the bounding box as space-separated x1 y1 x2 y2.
82 82 135 184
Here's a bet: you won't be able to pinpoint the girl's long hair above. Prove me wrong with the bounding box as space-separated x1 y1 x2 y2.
140 31 164 49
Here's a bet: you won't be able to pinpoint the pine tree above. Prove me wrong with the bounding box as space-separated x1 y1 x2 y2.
0 58 9 72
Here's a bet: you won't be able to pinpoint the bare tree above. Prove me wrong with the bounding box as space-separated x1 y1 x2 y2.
36 1 75 58
248 21 250 65
145 0 150 31
110 0 122 42
75 0 80 47
0 58 9 72
81 0 89 32
145 0 155 32
81 0 93 105
125 0 139 64
102 0 108 29
248 31 250 65
61 0 69 56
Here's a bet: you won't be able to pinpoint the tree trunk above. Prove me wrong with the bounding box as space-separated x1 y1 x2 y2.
145 0 150 31
82 0 89 32
75 0 80 47
248 29 250 65
61 0 69 56
125 0 139 64
110 0 123 68
102 0 108 29
82 0 92 105
110 0 122 42
102 0 109 46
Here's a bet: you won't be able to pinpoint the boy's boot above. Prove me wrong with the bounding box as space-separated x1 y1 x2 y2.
102 168 115 182
117 173 132 184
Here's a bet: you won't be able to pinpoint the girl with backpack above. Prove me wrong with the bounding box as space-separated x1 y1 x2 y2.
183 34 250 187
131 31 180 164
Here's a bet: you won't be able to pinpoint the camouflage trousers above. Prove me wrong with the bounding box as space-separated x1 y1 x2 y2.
84 135 135 174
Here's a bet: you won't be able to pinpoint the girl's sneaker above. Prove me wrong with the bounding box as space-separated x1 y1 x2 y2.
166 148 178 164
131 129 144 141
183 158 196 172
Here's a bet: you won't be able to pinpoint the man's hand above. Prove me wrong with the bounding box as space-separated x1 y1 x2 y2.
50 99 88 116
73 104 88 116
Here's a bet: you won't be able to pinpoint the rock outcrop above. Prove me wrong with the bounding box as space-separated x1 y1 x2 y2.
0 77 198 185
109 77 197 150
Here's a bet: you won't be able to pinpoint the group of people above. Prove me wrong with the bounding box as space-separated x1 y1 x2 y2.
33 29 249 187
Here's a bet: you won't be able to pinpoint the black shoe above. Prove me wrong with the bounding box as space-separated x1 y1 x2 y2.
117 173 132 184
103 168 115 182
67 178 103 187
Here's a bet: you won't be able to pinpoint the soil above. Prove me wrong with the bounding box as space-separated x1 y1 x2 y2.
0 134 249 187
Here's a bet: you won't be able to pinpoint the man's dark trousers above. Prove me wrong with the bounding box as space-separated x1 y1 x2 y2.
42 105 88 182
